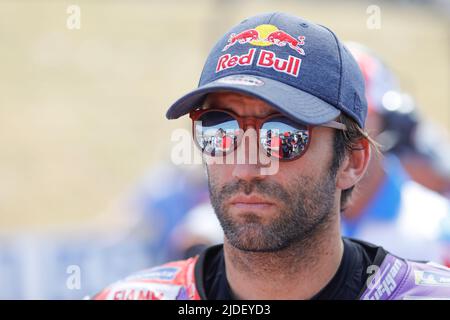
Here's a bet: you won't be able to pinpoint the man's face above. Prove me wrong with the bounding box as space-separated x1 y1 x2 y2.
203 92 341 252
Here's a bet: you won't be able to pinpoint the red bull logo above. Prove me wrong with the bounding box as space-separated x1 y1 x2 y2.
216 48 301 77
222 24 305 56
217 24 305 77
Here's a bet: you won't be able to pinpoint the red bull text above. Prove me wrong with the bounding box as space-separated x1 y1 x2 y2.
216 48 302 77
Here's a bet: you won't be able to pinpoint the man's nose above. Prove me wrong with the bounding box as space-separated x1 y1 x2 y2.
232 162 264 182
231 126 269 181
232 164 264 182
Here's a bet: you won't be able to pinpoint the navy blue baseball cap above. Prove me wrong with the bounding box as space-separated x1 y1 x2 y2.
166 12 367 128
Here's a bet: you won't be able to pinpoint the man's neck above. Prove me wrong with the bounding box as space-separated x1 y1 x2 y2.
223 220 344 300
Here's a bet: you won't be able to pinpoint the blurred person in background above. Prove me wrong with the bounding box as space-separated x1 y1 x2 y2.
400 119 450 199
169 202 223 260
127 163 209 262
342 42 450 266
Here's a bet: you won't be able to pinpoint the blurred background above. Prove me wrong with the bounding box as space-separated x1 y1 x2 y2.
0 0 449 299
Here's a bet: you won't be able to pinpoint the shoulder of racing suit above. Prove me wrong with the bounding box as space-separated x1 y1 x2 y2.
92 256 201 300
93 242 450 300
354 238 450 300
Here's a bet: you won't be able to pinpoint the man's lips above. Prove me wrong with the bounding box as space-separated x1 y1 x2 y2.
228 195 275 210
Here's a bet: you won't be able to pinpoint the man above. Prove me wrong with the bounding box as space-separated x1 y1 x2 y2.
169 43 450 267
94 12 450 300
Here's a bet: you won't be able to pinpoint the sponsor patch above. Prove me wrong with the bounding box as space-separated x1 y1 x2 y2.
216 24 305 78
127 266 180 281
362 259 404 300
414 270 450 287
107 282 182 300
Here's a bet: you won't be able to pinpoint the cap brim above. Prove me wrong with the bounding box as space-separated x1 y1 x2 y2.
165 75 340 126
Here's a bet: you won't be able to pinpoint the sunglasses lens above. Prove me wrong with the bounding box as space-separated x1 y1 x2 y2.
194 111 240 156
260 117 310 160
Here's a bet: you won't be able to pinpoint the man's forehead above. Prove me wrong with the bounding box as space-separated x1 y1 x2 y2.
203 91 278 116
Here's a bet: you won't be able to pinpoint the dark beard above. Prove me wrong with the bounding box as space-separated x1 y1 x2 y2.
208 169 337 252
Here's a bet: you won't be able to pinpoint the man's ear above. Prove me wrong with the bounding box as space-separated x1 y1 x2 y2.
336 139 371 190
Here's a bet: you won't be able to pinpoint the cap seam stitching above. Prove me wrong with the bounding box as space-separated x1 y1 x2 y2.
319 25 342 107
267 12 279 24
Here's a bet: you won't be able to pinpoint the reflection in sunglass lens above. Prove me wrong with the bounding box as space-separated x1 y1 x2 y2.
260 117 309 160
194 111 240 156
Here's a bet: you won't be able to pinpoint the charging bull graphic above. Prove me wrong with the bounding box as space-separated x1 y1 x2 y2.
222 29 260 51
222 24 305 56
266 31 305 55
